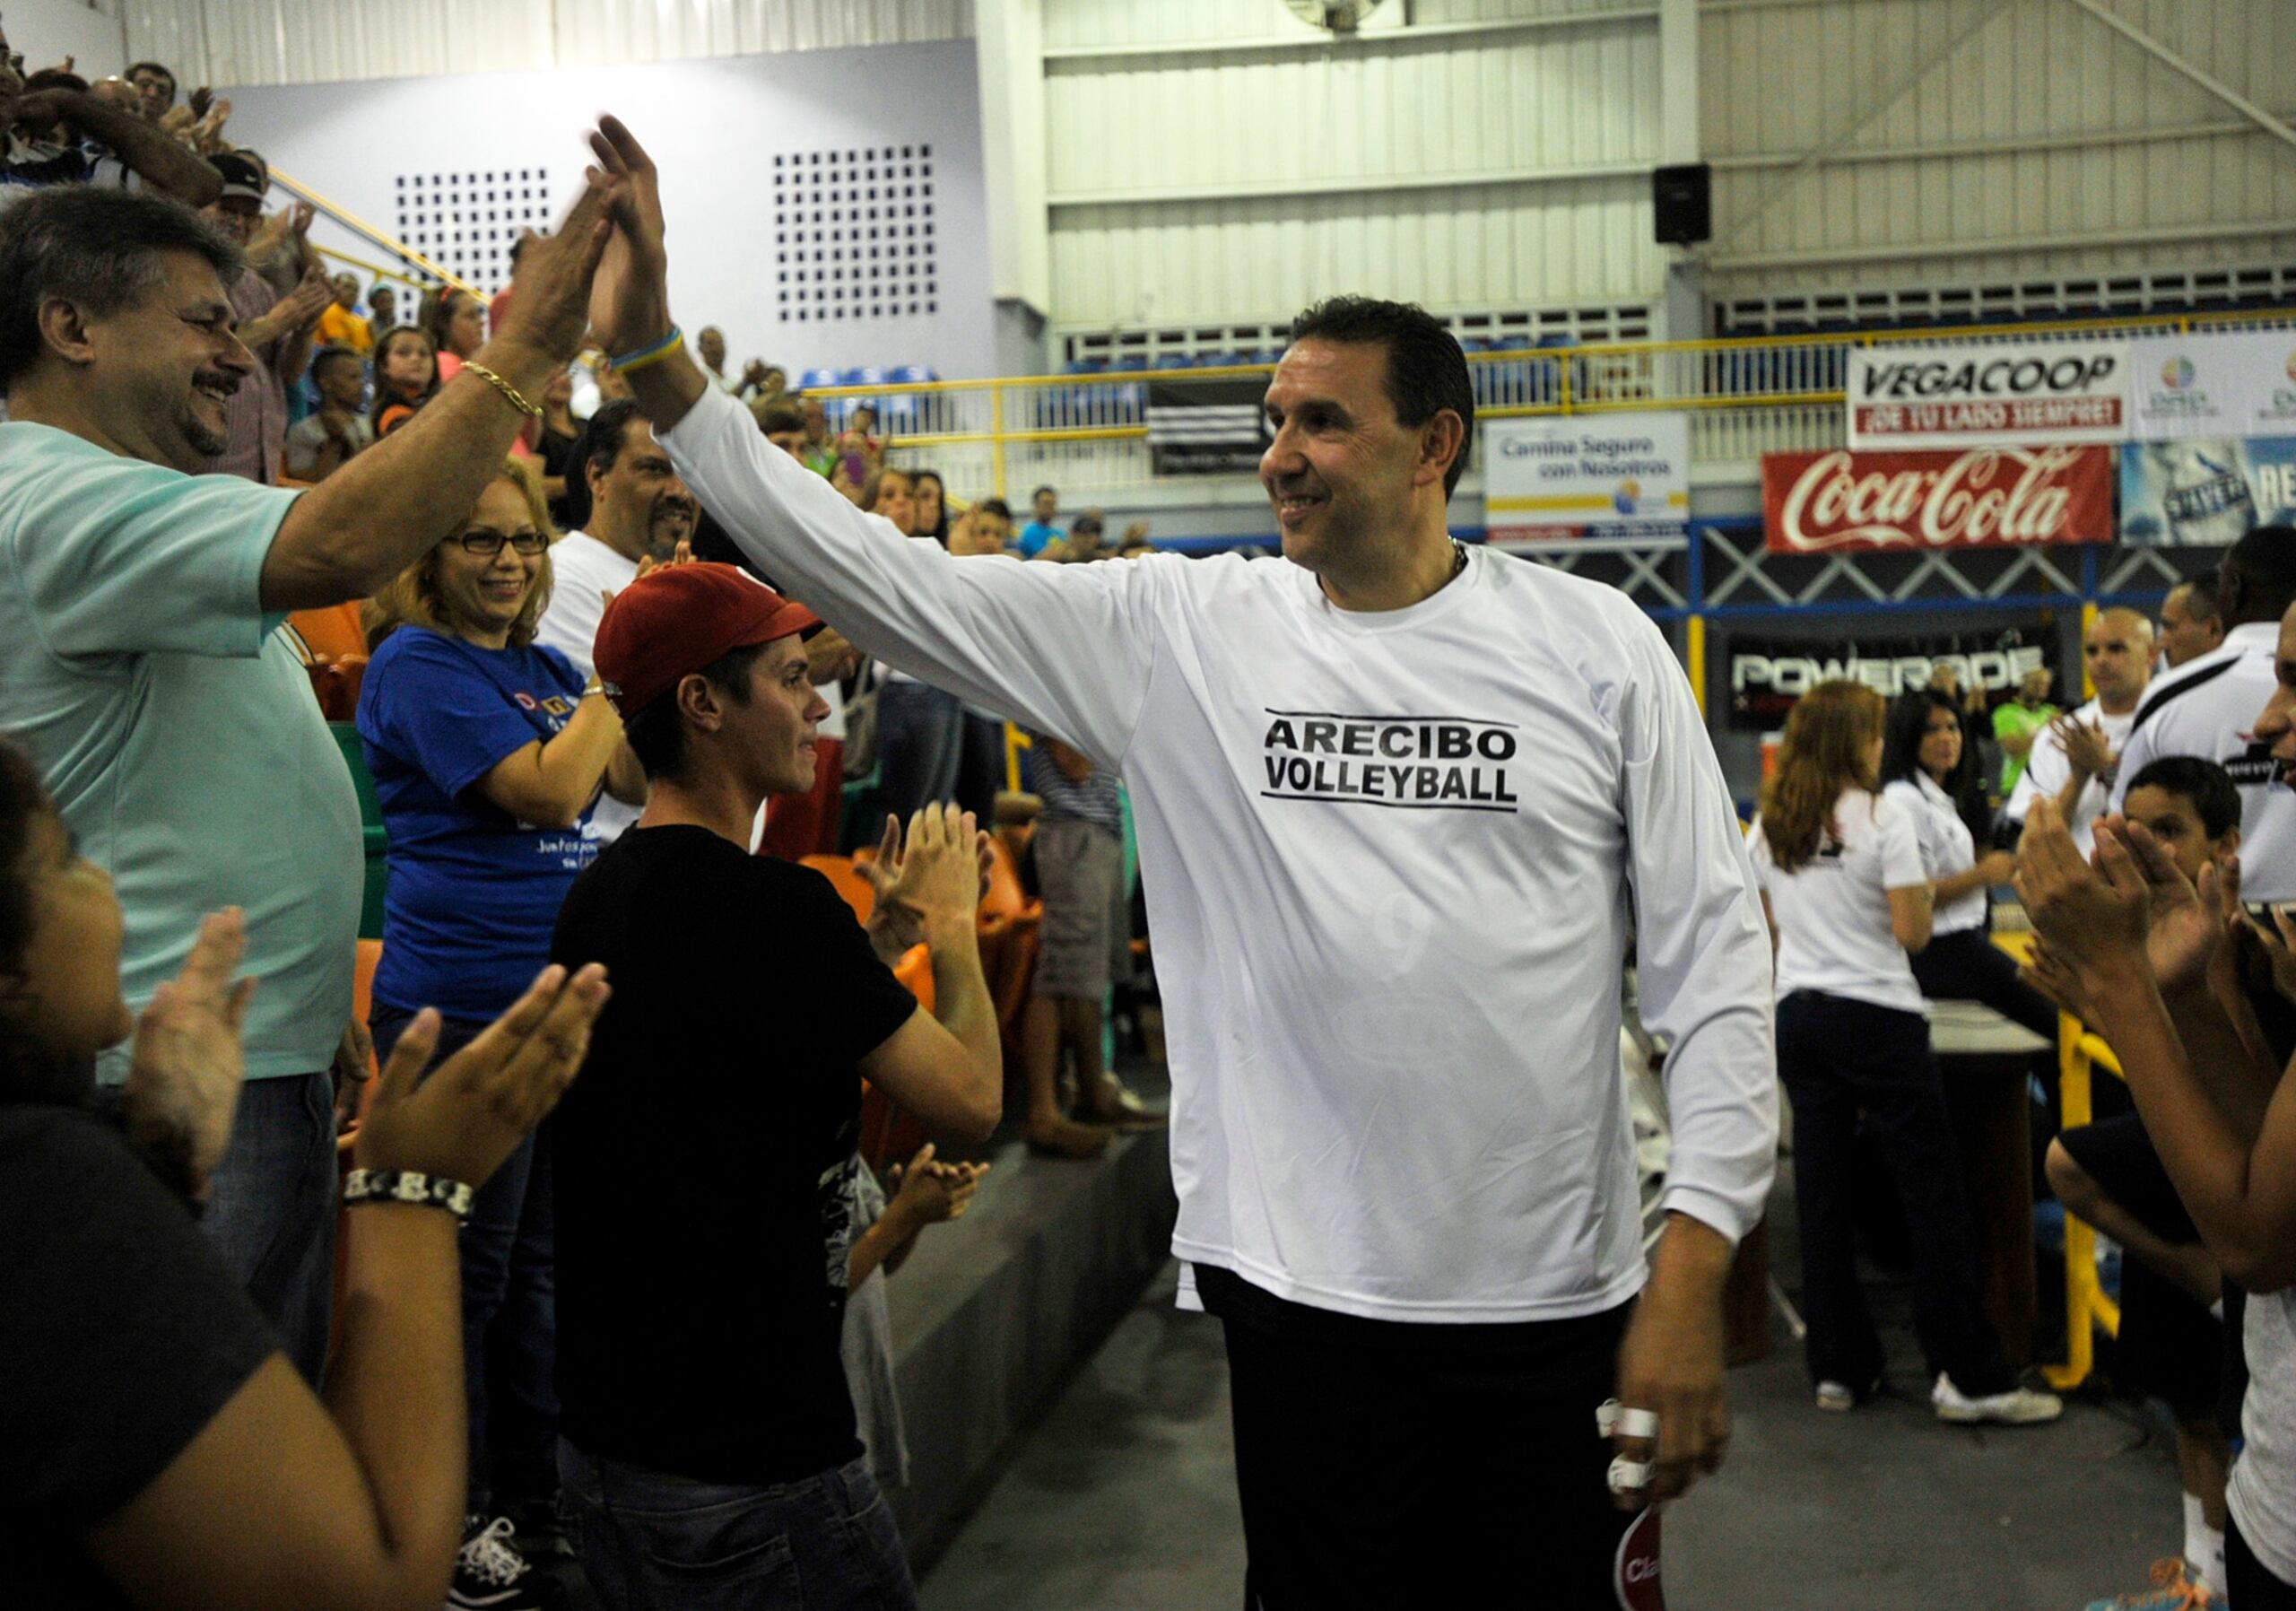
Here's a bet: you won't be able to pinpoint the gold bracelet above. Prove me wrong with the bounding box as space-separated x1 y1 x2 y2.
461 361 544 420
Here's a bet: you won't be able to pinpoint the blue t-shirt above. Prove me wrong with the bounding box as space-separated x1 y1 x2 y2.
1016 520 1062 558
357 628 597 1020
0 421 358 1084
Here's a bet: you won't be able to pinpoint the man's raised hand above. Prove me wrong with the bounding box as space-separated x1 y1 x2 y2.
583 116 672 355
493 157 625 367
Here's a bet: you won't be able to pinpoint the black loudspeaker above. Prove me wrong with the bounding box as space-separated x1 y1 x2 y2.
1653 163 1712 246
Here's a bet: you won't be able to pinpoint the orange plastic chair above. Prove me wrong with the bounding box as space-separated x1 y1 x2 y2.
290 600 370 663
976 835 1042 1042
801 853 876 925
858 943 939 1170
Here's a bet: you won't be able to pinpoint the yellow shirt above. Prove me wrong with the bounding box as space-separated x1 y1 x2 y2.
318 304 374 355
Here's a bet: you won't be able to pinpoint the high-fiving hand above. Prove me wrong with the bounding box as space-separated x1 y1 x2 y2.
582 117 673 356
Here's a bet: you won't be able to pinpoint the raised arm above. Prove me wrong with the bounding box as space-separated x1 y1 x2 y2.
13 87 222 205
256 174 618 611
584 118 1153 763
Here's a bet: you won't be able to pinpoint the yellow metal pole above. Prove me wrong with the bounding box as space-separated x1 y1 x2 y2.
1687 614 1708 717
990 382 1008 500
2046 1015 2097 1390
2080 600 2099 701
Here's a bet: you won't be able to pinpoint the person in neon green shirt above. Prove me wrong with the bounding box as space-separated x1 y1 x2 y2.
1992 667 2057 796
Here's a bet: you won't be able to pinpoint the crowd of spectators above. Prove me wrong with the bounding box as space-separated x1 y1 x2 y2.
0 57 1169 1611
1752 528 2296 1604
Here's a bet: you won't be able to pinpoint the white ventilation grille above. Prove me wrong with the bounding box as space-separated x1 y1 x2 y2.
393 169 552 287
773 144 940 325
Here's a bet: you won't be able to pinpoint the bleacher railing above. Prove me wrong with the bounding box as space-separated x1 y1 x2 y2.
2047 1016 2126 1393
813 306 2296 499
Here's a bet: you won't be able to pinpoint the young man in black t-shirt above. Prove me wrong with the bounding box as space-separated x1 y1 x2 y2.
549 562 1001 1610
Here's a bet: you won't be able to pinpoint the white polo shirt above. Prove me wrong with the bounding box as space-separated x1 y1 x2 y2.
2005 695 2138 858
1749 788 1930 1017
535 531 642 845
1883 771 1986 936
659 384 1779 1324
2110 622 2295 901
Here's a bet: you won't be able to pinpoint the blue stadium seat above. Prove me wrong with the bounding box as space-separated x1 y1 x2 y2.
893 365 937 385
798 367 842 392
1198 352 1248 370
843 367 888 387
1245 348 1282 366
1065 358 1109 375
1110 355 1149 373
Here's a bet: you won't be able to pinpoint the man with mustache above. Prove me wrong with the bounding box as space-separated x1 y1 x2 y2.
584 119 1775 1607
533 396 696 846
0 172 619 1386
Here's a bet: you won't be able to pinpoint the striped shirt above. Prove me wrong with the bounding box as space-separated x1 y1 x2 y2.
1025 730 1123 839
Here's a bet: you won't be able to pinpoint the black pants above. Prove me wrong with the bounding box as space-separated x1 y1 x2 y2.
1198 1265 1637 1610
1776 991 2014 1395
2232 1518 2296 1607
1909 927 2060 1045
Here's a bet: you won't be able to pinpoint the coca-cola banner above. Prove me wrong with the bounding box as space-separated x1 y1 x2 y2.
1762 447 2114 553
1727 622 2059 731
2127 332 2296 442
1847 340 2128 449
2120 438 2296 547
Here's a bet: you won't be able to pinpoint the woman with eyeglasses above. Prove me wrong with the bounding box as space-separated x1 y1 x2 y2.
356 457 641 1599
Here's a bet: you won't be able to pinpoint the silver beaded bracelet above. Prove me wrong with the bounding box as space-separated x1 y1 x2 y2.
342 1167 474 1223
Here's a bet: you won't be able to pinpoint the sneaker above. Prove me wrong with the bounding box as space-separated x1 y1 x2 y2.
1931 1372 2064 1425
450 1515 552 1610
1814 1380 1857 1412
2081 1556 2219 1607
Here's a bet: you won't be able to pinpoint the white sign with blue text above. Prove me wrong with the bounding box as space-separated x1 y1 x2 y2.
1484 413 1692 547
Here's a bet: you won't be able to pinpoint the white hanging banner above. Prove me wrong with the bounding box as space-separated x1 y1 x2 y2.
1845 340 2128 449
2127 330 2296 440
1483 413 1691 546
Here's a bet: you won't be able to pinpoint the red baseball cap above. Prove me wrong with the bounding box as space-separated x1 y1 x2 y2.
592 562 822 717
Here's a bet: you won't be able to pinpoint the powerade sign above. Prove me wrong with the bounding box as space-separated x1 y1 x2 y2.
1726 626 2056 731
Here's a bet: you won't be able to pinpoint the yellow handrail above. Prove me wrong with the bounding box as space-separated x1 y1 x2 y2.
2045 1018 2126 1392
269 166 481 298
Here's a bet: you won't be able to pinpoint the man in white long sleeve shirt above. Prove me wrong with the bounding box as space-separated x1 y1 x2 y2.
582 119 1777 1607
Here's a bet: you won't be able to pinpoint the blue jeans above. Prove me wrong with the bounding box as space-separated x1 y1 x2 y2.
874 679 965 823
559 1443 917 1611
370 1005 560 1514
203 1069 338 1387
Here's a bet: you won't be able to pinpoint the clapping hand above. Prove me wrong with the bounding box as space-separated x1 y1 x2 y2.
122 909 257 1198
861 809 993 962
2013 798 2152 989
2051 714 2117 783
886 1141 990 1227
351 962 609 1189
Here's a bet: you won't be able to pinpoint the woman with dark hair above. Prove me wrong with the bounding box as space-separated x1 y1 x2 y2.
1880 690 2054 1041
371 326 441 440
1750 682 2058 1425
0 733 608 1608
423 288 487 385
910 469 949 545
357 458 641 1598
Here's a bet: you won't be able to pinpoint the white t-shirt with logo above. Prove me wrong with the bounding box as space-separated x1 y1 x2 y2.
534 531 642 844
1883 771 1985 936
658 385 1779 1325
2111 622 2296 901
1748 787 1930 1017
2006 695 2136 858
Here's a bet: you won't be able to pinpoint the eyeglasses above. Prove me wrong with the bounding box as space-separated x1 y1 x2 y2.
454 530 547 557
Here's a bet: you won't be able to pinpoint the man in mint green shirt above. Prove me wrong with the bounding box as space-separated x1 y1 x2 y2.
1991 666 2057 797
0 180 611 1380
